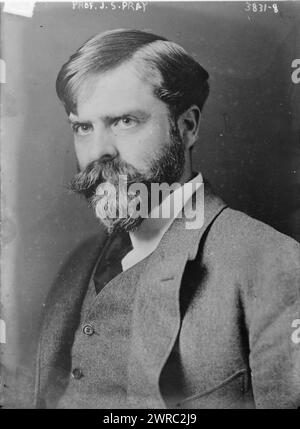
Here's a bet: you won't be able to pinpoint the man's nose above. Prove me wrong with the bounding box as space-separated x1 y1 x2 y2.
86 131 117 164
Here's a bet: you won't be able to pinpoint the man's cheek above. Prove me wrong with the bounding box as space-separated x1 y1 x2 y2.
119 148 148 172
120 131 161 165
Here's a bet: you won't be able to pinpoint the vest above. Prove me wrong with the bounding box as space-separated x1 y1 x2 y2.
56 233 148 409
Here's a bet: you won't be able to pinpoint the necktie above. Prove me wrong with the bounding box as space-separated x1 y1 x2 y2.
93 231 133 295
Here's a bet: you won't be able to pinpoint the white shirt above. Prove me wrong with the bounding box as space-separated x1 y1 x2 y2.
121 173 203 271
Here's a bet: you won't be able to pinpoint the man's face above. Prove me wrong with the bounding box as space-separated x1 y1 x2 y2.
70 62 173 173
68 61 186 232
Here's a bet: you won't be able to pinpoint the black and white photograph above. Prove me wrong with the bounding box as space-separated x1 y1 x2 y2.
0 0 300 411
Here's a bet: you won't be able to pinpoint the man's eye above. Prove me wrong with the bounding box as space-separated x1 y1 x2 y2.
114 117 137 129
72 123 93 136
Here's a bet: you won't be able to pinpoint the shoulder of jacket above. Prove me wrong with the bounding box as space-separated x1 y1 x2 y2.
216 207 298 245
206 207 300 268
67 233 106 263
59 232 107 277
44 232 107 304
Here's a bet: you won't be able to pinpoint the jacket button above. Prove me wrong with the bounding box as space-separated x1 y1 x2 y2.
82 324 94 336
71 368 83 380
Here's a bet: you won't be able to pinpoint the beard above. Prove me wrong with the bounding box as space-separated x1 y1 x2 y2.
68 120 185 234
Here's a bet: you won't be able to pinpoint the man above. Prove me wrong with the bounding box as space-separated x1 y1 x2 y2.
35 29 300 409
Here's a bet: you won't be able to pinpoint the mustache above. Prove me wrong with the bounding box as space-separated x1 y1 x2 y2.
68 157 147 200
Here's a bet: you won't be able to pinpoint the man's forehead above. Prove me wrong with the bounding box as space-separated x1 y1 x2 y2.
72 62 163 119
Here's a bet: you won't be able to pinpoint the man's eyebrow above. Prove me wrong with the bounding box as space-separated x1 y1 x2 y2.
102 110 150 121
67 117 92 124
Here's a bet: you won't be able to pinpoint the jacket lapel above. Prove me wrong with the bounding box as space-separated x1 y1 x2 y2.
127 184 227 408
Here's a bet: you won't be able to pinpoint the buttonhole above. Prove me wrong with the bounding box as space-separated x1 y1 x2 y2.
161 276 174 282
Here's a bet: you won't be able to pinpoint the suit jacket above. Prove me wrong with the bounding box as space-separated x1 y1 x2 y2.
35 186 300 409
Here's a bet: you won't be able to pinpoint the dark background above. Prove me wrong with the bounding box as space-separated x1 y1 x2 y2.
1 1 300 407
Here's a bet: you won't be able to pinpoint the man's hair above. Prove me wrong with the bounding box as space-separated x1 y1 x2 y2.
56 29 210 119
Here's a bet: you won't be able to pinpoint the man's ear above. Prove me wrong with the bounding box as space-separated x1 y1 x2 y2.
177 105 201 150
